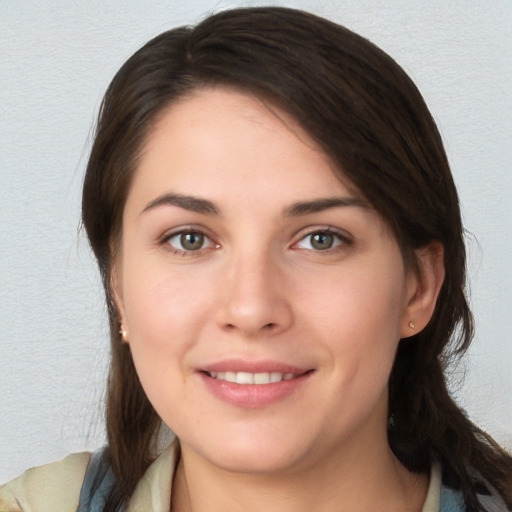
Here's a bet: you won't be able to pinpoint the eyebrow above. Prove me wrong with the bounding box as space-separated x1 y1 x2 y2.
141 193 221 216
140 193 368 217
284 196 368 216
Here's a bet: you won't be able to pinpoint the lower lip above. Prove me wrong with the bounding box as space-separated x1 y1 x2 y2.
199 372 312 409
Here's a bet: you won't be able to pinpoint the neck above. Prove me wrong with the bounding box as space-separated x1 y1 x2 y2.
171 432 428 512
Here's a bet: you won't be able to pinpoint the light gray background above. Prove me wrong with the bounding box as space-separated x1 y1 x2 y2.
1 0 511 482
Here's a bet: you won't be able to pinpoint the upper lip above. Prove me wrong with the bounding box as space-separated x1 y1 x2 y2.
200 359 312 375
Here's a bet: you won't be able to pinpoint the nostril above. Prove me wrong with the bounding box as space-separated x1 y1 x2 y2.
264 323 276 329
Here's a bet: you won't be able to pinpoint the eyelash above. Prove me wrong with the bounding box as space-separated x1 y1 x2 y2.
160 226 352 256
160 228 218 257
292 227 352 254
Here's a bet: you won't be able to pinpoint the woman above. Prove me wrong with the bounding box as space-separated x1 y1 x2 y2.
1 6 511 512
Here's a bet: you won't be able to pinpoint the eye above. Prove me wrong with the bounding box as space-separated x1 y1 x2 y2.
164 230 216 253
294 230 348 251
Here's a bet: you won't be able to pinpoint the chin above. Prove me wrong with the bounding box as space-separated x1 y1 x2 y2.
183 429 311 475
212 448 304 475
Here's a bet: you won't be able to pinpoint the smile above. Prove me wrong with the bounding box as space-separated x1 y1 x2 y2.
207 371 298 384
200 368 313 408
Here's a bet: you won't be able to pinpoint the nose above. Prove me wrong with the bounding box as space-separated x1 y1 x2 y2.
214 251 293 338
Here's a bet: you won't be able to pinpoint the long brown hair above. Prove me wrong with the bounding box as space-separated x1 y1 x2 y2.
82 7 512 511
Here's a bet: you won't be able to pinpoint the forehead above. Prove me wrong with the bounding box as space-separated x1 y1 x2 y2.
144 87 330 165
131 87 356 205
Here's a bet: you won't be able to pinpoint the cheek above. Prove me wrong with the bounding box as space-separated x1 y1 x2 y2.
119 259 216 388
122 255 212 332
120 270 210 422
306 261 406 384
308 261 405 339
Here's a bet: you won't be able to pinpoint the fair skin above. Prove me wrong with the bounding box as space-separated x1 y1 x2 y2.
114 88 445 512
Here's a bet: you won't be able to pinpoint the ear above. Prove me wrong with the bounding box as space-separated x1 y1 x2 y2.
400 241 445 338
111 260 129 343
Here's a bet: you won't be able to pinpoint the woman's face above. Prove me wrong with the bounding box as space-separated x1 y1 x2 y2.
115 88 420 474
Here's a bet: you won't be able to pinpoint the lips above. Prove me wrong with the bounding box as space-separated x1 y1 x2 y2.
198 360 314 408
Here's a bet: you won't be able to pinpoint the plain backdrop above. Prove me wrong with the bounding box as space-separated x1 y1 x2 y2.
1 0 511 482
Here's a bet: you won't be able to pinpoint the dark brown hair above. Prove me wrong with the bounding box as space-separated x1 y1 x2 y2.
82 7 512 511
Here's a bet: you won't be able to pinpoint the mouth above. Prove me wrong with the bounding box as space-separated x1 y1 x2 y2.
198 360 314 407
199 367 313 408
204 371 301 385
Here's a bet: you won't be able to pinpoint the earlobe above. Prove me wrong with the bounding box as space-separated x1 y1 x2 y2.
110 262 129 343
401 242 445 338
119 327 129 343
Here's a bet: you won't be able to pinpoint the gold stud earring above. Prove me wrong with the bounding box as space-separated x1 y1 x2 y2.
119 328 128 342
408 321 415 329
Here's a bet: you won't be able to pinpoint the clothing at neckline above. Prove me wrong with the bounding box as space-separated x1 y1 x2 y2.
2 440 509 511
80 441 442 512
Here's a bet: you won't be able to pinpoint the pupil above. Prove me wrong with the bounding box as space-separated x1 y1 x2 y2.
311 233 333 250
181 232 203 250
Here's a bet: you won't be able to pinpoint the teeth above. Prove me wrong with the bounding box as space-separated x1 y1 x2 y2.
254 372 270 384
236 372 254 384
208 371 298 384
270 372 282 383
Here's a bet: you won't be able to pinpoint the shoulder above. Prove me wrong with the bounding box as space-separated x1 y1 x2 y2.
0 452 91 512
439 466 510 512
